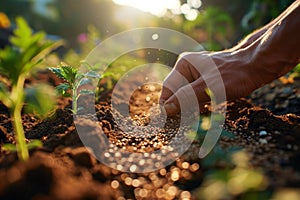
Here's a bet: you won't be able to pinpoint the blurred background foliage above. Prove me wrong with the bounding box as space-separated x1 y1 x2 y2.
0 0 295 51
1 0 294 83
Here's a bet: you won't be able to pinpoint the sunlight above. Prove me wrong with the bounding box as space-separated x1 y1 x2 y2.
113 0 201 20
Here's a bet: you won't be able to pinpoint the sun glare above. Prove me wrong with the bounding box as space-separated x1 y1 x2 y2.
113 0 201 20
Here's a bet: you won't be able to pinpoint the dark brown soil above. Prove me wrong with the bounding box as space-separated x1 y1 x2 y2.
0 72 299 199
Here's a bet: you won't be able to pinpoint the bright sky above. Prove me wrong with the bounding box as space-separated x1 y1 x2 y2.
112 0 202 20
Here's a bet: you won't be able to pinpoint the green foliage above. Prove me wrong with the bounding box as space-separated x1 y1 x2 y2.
242 0 295 32
290 63 300 75
0 17 58 84
198 150 270 200
0 17 59 161
49 63 102 114
2 139 42 151
183 6 234 50
25 84 56 118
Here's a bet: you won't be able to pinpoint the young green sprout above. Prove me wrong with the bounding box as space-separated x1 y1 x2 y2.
0 17 60 161
49 63 101 114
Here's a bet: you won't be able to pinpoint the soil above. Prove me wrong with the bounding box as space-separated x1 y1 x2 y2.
0 71 299 200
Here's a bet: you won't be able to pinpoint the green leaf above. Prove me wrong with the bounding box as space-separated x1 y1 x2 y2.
24 84 56 118
10 17 33 49
85 70 100 78
48 67 64 79
0 82 9 95
61 66 79 84
56 83 71 97
0 46 22 84
27 139 43 150
2 143 17 151
0 82 11 107
78 78 92 86
27 40 63 72
0 17 61 85
79 89 94 95
101 71 113 78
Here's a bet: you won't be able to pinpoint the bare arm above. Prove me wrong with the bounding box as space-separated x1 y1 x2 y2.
161 0 300 116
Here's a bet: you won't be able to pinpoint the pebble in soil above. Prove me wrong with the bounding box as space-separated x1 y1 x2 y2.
250 76 300 115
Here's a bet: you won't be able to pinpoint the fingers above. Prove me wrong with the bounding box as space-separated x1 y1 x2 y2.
160 69 190 104
160 52 222 116
159 54 200 104
164 78 211 116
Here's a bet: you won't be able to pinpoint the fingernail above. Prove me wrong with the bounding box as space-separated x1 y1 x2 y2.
164 103 178 114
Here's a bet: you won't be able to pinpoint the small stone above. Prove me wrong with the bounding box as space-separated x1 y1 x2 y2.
265 93 276 102
259 130 267 136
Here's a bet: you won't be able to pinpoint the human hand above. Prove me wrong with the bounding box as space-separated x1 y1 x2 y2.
160 50 264 116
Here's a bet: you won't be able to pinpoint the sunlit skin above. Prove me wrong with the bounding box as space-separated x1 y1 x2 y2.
160 0 300 116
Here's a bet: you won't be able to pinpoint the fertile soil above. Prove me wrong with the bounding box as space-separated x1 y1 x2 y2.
0 72 299 199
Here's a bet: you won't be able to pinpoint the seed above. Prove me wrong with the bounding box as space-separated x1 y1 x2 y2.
171 170 180 181
166 186 178 198
130 164 137 172
181 162 189 169
139 189 148 198
190 163 199 172
132 179 140 187
149 85 156 92
125 177 132 185
155 189 165 198
160 168 167 176
117 164 123 171
111 180 119 189
181 191 191 199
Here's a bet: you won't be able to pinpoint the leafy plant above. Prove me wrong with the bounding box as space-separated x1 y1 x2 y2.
0 17 60 161
198 150 270 200
183 6 234 50
48 62 103 114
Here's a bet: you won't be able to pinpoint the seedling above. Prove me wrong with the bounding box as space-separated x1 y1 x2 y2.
48 62 103 114
0 17 60 160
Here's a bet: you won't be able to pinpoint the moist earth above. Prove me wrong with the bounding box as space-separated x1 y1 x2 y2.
0 73 299 199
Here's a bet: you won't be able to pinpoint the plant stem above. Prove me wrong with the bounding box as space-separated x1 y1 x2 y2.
72 87 77 114
11 75 29 161
11 104 29 161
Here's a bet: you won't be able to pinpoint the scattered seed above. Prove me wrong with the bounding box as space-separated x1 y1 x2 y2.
111 180 120 189
130 164 137 172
